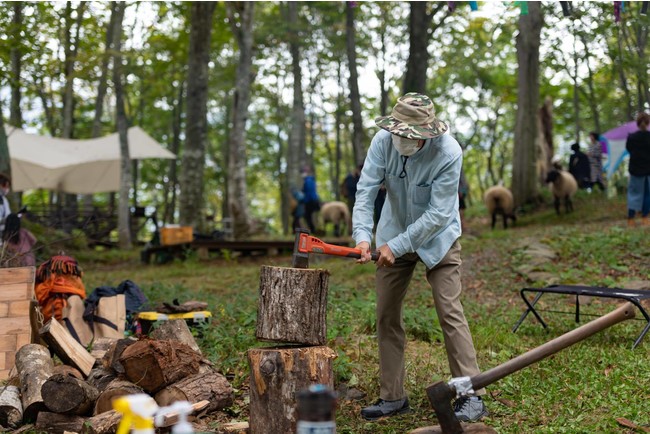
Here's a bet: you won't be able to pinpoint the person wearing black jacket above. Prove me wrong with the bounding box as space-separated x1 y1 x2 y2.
568 143 591 189
625 112 650 227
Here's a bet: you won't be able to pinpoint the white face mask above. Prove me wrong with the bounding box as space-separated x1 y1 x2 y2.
391 135 421 156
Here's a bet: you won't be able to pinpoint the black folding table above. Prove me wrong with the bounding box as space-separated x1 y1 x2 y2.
512 284 650 349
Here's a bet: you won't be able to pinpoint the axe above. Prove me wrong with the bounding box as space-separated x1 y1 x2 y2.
291 229 379 268
426 302 636 434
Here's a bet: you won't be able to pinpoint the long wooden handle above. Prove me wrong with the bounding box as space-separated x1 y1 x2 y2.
471 302 636 391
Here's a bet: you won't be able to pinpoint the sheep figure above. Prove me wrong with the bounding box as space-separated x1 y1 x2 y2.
545 169 578 215
319 201 351 237
484 186 517 229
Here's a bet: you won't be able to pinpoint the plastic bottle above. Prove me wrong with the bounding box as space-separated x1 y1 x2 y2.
154 400 194 434
113 394 159 434
296 384 337 434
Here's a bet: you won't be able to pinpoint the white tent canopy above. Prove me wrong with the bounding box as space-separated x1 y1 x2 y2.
6 126 175 194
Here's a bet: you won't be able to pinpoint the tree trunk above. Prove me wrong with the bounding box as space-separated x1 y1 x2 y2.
512 2 542 207
335 61 343 202
164 81 184 225
247 346 336 434
41 374 99 416
91 3 116 139
9 2 23 127
86 366 118 394
179 2 216 229
346 1 365 166
0 100 10 189
286 1 306 191
227 1 255 239
615 25 634 120
256 266 330 345
15 344 54 421
110 2 132 249
154 367 233 412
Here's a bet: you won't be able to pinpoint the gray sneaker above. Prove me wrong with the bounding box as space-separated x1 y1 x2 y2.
453 396 488 422
361 397 411 421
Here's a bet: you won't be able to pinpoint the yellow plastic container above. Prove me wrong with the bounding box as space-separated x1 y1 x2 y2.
136 311 212 334
160 226 194 245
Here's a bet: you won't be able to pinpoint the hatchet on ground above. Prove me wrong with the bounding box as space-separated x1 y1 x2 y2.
425 302 636 434
291 229 379 268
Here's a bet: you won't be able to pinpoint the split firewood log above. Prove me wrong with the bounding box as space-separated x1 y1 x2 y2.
119 339 202 394
93 379 143 415
15 344 53 421
150 319 201 354
154 366 233 413
0 385 23 429
52 364 84 380
35 412 87 434
101 337 136 374
86 366 117 393
41 373 99 416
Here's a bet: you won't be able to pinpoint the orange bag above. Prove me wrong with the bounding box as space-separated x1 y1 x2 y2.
34 255 86 323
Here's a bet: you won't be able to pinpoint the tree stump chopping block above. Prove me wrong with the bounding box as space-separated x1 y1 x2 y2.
256 266 330 345
15 344 54 422
247 346 337 434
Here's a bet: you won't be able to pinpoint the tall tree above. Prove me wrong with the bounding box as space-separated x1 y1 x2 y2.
0 101 9 177
345 2 364 166
9 2 23 127
512 2 543 207
179 2 216 228
286 1 306 191
111 2 131 249
226 2 255 239
403 2 447 94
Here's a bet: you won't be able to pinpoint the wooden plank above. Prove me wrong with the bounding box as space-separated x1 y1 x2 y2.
0 370 9 381
9 300 30 317
40 320 95 376
16 333 30 349
0 335 17 352
0 317 31 336
0 283 33 302
0 267 35 286
0 302 8 317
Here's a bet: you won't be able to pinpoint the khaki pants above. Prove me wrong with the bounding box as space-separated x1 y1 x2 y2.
375 240 483 400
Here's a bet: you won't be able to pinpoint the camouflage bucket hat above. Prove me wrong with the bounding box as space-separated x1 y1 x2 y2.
375 92 448 140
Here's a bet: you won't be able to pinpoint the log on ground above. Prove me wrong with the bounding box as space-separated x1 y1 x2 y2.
247 345 336 434
150 319 201 354
101 337 136 374
93 379 143 415
0 385 23 429
256 265 330 345
15 343 53 422
154 367 233 412
86 366 117 393
39 319 94 376
119 339 203 394
41 373 99 416
80 409 121 434
35 412 87 434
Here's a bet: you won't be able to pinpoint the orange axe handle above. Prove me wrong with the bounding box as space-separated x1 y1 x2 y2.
298 233 379 261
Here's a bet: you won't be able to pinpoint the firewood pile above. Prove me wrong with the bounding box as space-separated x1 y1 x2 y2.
0 319 235 434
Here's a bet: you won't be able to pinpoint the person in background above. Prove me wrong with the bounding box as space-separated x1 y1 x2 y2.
587 132 607 192
1 213 37 267
625 112 650 227
290 186 306 231
568 143 591 189
342 165 362 215
0 173 11 241
302 165 321 234
353 93 487 423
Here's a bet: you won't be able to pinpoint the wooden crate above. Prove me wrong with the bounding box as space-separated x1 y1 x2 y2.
160 226 194 245
0 266 35 380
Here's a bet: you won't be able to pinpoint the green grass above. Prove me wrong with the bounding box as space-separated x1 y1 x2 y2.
76 191 649 433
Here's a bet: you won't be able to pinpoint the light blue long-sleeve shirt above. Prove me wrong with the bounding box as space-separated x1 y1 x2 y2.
352 129 462 269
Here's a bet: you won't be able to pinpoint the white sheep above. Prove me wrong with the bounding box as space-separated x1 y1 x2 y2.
545 169 578 215
319 201 351 237
484 186 517 229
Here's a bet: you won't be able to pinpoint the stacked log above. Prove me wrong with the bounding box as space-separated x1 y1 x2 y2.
2 319 234 433
248 265 336 433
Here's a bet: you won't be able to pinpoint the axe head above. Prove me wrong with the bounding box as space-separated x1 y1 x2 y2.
292 229 310 268
425 380 464 434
